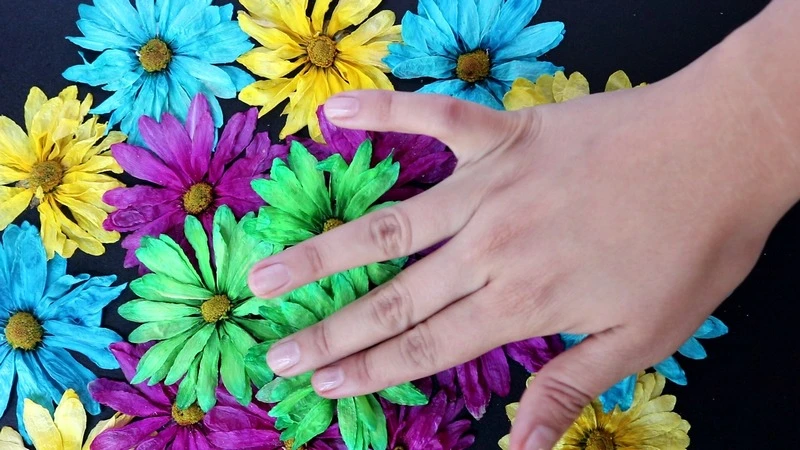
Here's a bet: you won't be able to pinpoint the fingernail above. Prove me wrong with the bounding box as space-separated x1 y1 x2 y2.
250 264 290 295
525 427 559 450
313 367 344 392
267 340 300 372
324 96 359 119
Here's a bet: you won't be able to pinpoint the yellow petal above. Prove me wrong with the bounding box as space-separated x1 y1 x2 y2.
66 155 122 175
55 193 120 244
23 398 63 450
310 0 332 33
54 390 86 450
606 70 633 92
335 59 393 91
0 165 30 185
498 434 510 450
327 0 381 35
267 0 312 38
58 85 79 103
503 85 537 111
238 0 283 26
39 197 84 258
561 72 590 102
238 12 304 57
337 41 391 69
0 187 33 230
281 68 323 139
239 77 301 116
24 87 49 133
337 10 396 51
505 402 519 422
0 427 26 450
238 48 307 80
550 71 571 103
0 116 36 172
83 414 133 450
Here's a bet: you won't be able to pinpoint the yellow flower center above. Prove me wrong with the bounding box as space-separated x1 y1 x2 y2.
393 446 406 450
27 161 64 193
4 312 44 351
182 183 214 215
322 218 344 233
138 38 172 73
584 430 616 450
283 439 306 450
307 35 337 68
171 403 205 426
456 49 491 83
201 294 231 323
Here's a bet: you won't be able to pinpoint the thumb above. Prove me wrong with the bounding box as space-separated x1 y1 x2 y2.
508 330 645 450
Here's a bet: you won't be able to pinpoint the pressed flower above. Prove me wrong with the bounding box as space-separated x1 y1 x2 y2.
503 70 645 110
0 222 123 439
103 94 286 271
243 276 428 450
437 336 564 419
245 140 405 289
0 389 131 450
383 390 474 450
384 0 564 109
562 315 728 412
63 0 254 143
499 373 690 450
0 86 125 258
117 206 278 411
236 0 401 141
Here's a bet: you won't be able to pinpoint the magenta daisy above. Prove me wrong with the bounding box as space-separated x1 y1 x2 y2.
102 94 286 270
383 390 474 450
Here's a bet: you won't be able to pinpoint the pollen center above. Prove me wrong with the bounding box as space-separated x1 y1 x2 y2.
27 161 64 193
171 403 205 426
201 294 231 323
585 429 616 450
183 183 214 215
456 49 491 83
307 35 337 68
5 312 44 351
322 218 344 233
283 439 306 450
138 38 172 73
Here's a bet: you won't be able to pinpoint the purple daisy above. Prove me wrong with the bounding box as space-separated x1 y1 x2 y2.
294 107 457 201
89 342 345 450
383 390 474 450
437 336 564 419
102 94 286 270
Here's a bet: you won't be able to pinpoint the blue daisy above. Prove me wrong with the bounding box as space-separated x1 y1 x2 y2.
561 315 728 412
63 0 254 143
384 0 565 109
0 222 124 440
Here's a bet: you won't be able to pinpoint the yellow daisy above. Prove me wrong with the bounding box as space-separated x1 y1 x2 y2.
0 86 125 258
503 70 645 111
499 373 690 450
0 389 131 450
237 0 401 141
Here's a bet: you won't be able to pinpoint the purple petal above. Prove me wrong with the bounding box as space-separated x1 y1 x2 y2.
108 342 172 407
204 406 263 432
317 424 342 439
405 392 447 446
89 379 168 416
188 428 212 450
395 152 456 187
185 94 214 180
382 186 426 202
104 201 182 232
505 335 564 373
435 369 457 398
136 423 179 450
138 113 195 184
210 108 257 183
479 347 511 396
206 429 282 449
90 417 171 450
103 185 182 209
286 136 329 160
456 360 490 419
119 209 187 269
316 106 367 158
218 133 282 182
111 143 186 189
171 427 190 450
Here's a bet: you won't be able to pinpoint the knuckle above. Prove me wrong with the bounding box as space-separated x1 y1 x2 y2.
438 97 467 128
310 320 334 357
399 322 438 370
536 375 593 424
369 208 413 258
355 351 381 387
369 281 414 334
302 243 326 277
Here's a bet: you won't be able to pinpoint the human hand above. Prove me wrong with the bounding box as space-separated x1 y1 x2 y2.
247 40 800 450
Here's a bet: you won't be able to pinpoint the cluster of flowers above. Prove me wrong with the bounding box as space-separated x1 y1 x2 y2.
0 0 726 448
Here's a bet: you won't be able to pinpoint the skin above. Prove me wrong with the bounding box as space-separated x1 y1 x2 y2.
248 0 800 448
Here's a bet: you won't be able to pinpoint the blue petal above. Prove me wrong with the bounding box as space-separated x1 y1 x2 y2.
177 22 253 64
39 276 124 328
677 337 707 360
42 321 121 370
598 374 637 412
219 66 255 91
62 49 139 87
417 0 456 48
166 76 193 124
483 78 511 103
391 56 456 79
135 0 157 37
401 12 458 57
45 256 67 288
453 83 504 109
654 356 687 385
493 22 566 64
38 274 90 317
491 60 562 82
93 0 149 43
477 0 503 42
9 223 47 311
171 55 237 98
161 0 214 43
38 347 101 415
694 315 728 339
485 0 543 51
73 18 138 50
458 0 481 51
15 351 61 441
417 78 468 96
384 43 429 71
0 345 15 418
559 333 587 349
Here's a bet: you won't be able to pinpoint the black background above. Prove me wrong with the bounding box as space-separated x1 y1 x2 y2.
1 0 796 448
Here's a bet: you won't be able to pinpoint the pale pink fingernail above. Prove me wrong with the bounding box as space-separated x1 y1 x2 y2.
249 263 289 295
313 367 344 392
267 340 300 372
324 96 359 119
525 427 559 450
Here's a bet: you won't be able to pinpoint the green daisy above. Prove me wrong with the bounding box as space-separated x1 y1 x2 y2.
245 140 405 290
242 275 427 450
118 206 280 411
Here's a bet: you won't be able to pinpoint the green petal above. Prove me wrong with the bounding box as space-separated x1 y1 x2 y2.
130 274 211 304
137 235 203 287
234 317 283 341
257 374 312 403
258 302 295 338
378 382 428 406
219 333 250 406
247 206 317 245
291 396 334 448
332 274 359 310
197 330 221 411
288 141 332 219
254 160 322 223
234 297 269 317
212 206 236 291
119 300 199 323
366 394 388 450
165 323 216 385
338 397 359 450
366 260 405 286
269 385 315 418
318 153 348 215
244 341 275 389
128 318 202 343
185 214 216 292
175 356 200 409
355 396 377 432
335 140 373 217
282 301 320 330
343 267 369 298
343 158 399 221
223 213 279 301
222 321 257 355
291 282 334 319
132 329 197 384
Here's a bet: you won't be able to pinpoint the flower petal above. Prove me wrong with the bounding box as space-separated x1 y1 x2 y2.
111 143 186 189
327 0 380 36
23 399 62 450
390 56 455 79
52 390 86 450
492 22 566 63
89 417 172 450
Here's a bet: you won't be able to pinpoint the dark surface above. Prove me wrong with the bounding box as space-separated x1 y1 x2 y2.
1 0 795 448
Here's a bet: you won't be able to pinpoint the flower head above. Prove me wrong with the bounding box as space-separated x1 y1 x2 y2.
0 86 125 258
103 94 286 270
244 140 405 288
437 336 563 419
245 276 428 449
383 390 474 450
0 389 131 450
63 0 254 143
237 0 401 141
499 373 691 450
561 315 728 412
503 70 645 110
118 206 278 411
385 0 565 109
0 222 123 439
